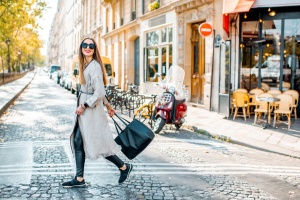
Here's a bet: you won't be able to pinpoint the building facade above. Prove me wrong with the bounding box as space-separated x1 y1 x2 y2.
219 0 300 116
47 0 300 114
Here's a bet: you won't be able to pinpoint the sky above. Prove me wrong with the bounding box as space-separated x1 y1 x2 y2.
38 0 58 56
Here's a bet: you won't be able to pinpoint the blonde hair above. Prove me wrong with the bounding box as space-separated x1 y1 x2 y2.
78 38 107 85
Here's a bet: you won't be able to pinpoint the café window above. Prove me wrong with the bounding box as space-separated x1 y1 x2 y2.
144 26 173 82
240 10 300 92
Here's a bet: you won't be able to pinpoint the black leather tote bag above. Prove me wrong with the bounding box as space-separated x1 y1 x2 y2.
112 114 155 160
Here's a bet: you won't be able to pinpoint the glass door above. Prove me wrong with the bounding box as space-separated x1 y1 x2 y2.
218 40 231 117
191 23 205 104
283 19 300 91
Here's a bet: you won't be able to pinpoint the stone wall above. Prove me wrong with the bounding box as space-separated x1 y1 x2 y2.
0 72 28 86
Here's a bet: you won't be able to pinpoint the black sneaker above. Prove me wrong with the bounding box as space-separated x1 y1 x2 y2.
62 177 86 188
118 163 133 184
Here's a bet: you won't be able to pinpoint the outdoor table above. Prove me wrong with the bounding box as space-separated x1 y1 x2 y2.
256 97 280 129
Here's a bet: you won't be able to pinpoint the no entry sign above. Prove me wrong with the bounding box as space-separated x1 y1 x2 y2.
198 23 213 37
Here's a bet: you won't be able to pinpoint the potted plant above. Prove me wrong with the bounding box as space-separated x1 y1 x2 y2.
148 1 160 11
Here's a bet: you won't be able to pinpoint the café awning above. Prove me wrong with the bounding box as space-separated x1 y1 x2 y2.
223 0 255 14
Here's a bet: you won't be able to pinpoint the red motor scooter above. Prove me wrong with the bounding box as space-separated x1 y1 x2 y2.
152 65 188 134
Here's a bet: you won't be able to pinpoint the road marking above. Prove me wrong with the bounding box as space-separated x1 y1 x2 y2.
152 139 251 152
0 139 248 153
0 141 294 177
0 163 299 176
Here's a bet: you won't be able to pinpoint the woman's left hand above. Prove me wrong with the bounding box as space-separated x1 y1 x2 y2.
75 105 85 115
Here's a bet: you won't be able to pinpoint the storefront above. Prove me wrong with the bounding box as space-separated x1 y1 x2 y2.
239 2 300 94
139 11 176 94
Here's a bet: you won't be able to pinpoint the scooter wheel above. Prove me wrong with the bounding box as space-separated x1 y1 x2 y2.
175 124 182 130
153 117 166 134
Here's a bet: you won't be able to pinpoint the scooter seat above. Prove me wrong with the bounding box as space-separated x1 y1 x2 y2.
175 98 186 105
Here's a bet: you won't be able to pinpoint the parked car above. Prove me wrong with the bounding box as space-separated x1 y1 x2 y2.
52 70 63 84
64 75 72 90
48 65 61 79
43 66 49 72
52 71 58 81
60 72 70 87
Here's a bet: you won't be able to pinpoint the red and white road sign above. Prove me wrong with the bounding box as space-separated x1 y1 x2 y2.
198 23 213 37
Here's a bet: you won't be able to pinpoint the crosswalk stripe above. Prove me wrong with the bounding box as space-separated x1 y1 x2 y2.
0 171 299 176
0 163 299 170
0 139 248 153
0 162 299 177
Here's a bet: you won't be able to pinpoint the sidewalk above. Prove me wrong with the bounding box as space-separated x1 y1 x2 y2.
184 104 300 158
0 71 35 117
0 72 299 158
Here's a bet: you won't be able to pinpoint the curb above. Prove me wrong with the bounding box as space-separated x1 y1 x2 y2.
182 124 300 159
0 72 36 118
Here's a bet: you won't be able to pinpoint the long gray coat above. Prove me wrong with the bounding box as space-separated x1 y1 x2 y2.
70 60 120 160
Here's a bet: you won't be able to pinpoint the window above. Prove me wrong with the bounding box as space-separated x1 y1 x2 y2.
145 48 159 81
131 0 136 21
106 8 109 33
144 25 173 82
120 0 124 26
162 28 167 43
146 30 159 46
169 27 173 42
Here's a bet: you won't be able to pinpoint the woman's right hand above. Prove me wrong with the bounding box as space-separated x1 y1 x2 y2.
106 103 115 117
108 107 115 117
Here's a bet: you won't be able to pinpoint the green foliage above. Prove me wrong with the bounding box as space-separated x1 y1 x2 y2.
0 0 47 71
148 1 160 11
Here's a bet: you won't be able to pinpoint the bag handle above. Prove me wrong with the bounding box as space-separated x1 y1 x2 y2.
111 114 131 135
105 96 131 134
111 117 123 135
114 113 130 125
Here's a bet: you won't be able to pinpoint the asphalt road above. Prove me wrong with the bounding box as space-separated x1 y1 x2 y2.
0 69 299 200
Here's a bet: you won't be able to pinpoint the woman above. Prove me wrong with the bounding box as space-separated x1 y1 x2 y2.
62 38 132 188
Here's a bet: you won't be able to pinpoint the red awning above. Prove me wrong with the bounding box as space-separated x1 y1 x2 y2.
223 0 255 14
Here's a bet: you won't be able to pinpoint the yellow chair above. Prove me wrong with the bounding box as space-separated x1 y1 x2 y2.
261 82 270 92
267 90 282 96
253 93 273 125
248 88 265 114
277 81 291 89
283 90 299 119
232 92 250 121
273 94 293 129
231 89 248 115
234 88 248 93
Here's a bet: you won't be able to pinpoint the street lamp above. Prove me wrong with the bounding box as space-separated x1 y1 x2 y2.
5 39 10 73
18 50 21 73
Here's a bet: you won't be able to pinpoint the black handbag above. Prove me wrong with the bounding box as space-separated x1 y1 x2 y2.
112 114 155 160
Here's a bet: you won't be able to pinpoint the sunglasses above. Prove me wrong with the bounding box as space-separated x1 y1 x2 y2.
81 43 95 49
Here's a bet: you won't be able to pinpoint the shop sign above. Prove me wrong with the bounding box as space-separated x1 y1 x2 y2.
149 15 166 27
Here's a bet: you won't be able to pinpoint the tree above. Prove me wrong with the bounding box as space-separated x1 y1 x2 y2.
0 0 47 72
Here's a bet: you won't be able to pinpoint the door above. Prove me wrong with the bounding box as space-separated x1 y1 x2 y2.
134 37 140 85
191 23 205 104
218 40 231 117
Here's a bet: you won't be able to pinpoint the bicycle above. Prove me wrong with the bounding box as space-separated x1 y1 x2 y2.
133 94 157 127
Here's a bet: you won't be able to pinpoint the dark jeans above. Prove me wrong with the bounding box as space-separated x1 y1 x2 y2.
74 123 124 177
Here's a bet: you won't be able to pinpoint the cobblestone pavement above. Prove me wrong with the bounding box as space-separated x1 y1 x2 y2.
0 71 299 199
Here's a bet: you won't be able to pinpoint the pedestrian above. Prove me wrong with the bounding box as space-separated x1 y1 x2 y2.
62 37 133 188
